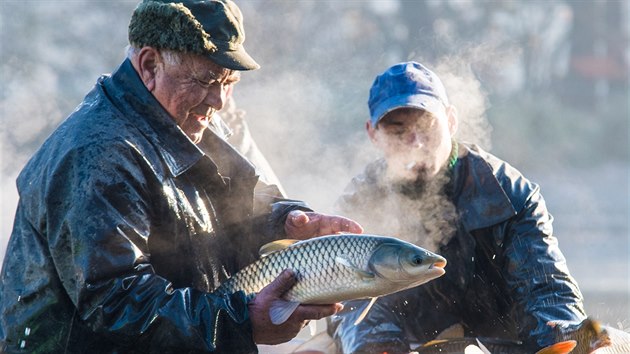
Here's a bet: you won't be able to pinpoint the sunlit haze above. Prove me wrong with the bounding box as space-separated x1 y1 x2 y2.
1 0 628 327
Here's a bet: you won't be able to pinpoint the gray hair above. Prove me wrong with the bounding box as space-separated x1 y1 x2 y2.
125 45 183 66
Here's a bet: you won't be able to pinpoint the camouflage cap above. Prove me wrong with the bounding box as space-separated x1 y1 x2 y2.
128 0 259 70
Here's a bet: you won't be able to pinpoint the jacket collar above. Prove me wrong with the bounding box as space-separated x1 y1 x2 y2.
101 59 205 177
197 128 257 181
450 144 516 231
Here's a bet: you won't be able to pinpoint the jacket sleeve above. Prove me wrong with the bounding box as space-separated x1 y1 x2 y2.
41 142 257 352
252 179 313 243
501 183 587 349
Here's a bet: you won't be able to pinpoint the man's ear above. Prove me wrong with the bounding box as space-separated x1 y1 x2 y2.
366 120 379 144
446 105 459 135
133 47 161 92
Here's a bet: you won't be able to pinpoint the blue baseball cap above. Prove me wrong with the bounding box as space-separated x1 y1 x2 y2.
368 61 449 126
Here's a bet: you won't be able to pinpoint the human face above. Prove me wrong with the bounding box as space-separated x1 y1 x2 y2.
152 52 240 144
367 107 457 182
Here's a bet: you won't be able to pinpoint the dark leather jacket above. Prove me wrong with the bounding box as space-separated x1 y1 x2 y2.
0 59 307 353
328 143 586 353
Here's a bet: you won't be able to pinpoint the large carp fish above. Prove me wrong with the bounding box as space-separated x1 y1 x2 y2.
214 233 447 325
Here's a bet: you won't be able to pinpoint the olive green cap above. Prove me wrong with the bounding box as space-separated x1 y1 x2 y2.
128 0 260 70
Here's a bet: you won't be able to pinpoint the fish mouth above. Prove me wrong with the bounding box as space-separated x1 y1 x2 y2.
430 259 447 270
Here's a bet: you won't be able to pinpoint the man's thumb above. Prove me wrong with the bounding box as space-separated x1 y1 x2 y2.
264 269 297 296
288 210 309 227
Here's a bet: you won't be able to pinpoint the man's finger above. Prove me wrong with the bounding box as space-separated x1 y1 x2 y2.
344 219 363 234
292 303 344 321
329 216 364 234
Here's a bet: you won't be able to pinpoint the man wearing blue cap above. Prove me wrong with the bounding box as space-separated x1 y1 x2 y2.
0 1 362 352
328 62 587 352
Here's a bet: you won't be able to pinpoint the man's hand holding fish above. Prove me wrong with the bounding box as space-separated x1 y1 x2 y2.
247 210 362 345
284 210 364 239
249 269 343 345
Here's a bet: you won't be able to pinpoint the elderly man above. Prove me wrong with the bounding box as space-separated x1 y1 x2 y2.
0 1 361 352
328 61 586 353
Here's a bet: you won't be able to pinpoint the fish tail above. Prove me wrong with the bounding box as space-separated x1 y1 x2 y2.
535 340 577 354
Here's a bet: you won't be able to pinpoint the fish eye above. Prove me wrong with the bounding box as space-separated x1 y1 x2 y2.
411 255 423 265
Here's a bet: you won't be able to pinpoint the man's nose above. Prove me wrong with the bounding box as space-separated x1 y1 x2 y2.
405 132 424 148
203 84 226 111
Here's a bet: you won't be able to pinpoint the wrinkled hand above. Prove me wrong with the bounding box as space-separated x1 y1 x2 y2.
249 270 343 345
284 210 363 240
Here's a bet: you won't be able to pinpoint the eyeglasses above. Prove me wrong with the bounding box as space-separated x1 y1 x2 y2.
191 72 240 90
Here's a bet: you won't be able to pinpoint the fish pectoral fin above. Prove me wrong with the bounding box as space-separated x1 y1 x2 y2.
259 239 300 257
269 299 301 325
353 297 378 325
335 255 375 280
308 319 317 336
534 340 577 354
474 339 492 354
464 344 487 354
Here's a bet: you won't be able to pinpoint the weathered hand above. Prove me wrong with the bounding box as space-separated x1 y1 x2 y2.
284 210 363 240
249 270 343 345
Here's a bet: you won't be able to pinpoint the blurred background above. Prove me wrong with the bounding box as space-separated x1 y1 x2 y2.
1 0 628 329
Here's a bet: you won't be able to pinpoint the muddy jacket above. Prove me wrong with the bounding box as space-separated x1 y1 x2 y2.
0 59 308 353
328 143 586 353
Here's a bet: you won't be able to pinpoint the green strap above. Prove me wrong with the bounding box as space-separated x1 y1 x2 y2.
448 139 458 170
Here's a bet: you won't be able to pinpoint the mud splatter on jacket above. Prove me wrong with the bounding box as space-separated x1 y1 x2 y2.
328 143 586 353
0 59 307 353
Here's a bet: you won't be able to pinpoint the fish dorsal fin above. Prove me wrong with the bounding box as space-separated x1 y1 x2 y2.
353 296 378 325
269 299 301 325
535 340 577 354
436 323 465 339
589 318 602 333
335 255 375 280
422 339 448 347
259 239 300 257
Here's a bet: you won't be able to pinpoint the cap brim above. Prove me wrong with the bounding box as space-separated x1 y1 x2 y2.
207 47 260 71
370 94 443 126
